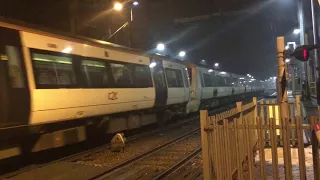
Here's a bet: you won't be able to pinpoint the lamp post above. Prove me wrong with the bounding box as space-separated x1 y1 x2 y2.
106 1 139 47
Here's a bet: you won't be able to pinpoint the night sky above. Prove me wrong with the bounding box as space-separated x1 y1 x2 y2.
0 0 305 79
150 0 300 79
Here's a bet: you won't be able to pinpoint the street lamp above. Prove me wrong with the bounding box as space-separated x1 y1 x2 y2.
293 28 300 35
113 2 123 11
214 63 219 68
157 43 165 51
179 51 186 57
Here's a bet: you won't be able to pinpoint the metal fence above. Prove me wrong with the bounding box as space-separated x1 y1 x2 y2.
200 97 320 180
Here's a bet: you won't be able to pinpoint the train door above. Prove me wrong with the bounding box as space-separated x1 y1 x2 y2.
0 27 30 128
151 59 168 106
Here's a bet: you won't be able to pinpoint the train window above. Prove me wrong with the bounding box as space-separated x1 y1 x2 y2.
203 73 214 87
32 52 76 88
110 63 134 88
6 46 25 88
214 75 226 86
134 65 152 88
81 60 108 88
165 68 184 88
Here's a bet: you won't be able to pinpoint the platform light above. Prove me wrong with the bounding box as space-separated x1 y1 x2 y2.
214 63 219 67
114 2 123 11
208 69 213 72
179 51 186 57
62 47 72 53
156 43 165 51
293 28 300 35
149 62 157 68
133 1 139 6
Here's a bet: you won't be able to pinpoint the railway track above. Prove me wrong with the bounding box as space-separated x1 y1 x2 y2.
91 129 201 179
1 98 257 180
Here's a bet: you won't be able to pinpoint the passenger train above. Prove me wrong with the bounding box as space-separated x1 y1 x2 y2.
0 20 263 159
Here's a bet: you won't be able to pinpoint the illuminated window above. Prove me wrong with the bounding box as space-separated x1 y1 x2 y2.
110 63 134 88
32 52 75 88
81 60 108 88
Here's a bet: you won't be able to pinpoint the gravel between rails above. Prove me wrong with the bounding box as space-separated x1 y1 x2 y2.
102 131 201 180
163 154 203 180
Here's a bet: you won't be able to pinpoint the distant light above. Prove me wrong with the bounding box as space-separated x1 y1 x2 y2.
202 59 205 62
260 80 264 82
114 2 123 11
185 68 188 70
273 77 276 80
293 28 300 35
208 69 213 72
62 47 72 53
251 79 256 81
247 74 251 77
157 43 165 51
179 51 186 57
214 63 219 67
231 82 235 85
285 58 290 63
149 62 157 68
285 45 289 50
239 77 245 80
243 81 246 83
133 1 139 6
220 71 226 75
249 80 252 83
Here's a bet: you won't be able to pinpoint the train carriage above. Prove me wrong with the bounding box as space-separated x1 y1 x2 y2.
0 20 263 159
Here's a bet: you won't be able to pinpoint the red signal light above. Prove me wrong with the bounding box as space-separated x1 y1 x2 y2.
303 49 308 61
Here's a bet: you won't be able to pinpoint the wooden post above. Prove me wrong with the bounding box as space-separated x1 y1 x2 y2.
223 119 232 180
257 117 266 180
212 117 221 180
281 117 292 179
244 117 254 180
296 116 307 180
311 116 320 180
200 110 212 180
269 118 279 179
235 117 244 180
253 97 258 142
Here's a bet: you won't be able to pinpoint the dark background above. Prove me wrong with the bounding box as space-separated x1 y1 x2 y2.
0 0 305 79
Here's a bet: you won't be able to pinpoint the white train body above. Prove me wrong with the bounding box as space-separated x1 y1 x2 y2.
0 21 263 158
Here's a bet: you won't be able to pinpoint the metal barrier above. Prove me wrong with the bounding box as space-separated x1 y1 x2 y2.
200 97 320 180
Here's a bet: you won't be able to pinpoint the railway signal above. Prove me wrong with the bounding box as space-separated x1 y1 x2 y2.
288 44 320 61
